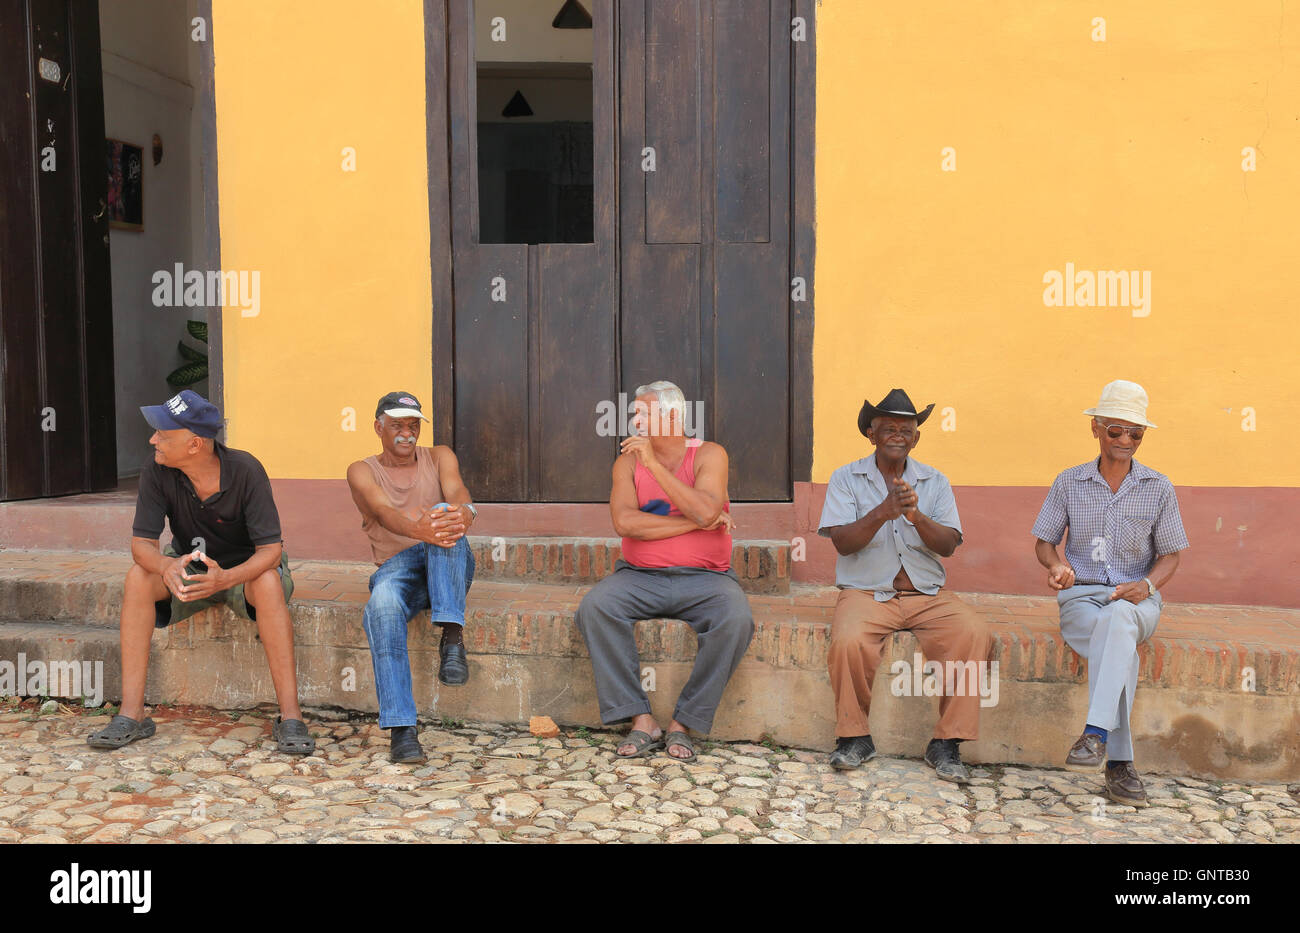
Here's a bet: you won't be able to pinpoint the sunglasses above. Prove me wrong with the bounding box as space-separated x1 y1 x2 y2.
1097 420 1145 440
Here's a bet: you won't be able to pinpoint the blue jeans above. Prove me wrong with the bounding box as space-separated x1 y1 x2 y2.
362 538 474 728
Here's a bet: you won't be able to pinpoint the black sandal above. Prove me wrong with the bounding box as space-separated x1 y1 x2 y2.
664 730 697 762
615 729 665 759
272 717 316 756
86 714 156 749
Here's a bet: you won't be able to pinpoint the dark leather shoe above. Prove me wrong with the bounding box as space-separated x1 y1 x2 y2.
924 738 971 784
389 725 427 764
1065 732 1106 772
1105 761 1148 807
439 641 469 686
829 735 876 770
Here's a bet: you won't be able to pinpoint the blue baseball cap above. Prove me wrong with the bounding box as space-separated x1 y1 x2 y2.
141 390 223 438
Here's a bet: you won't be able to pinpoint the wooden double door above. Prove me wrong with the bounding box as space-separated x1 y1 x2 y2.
427 0 811 502
0 0 115 500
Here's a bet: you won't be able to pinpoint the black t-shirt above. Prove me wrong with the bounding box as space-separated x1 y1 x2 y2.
131 441 283 566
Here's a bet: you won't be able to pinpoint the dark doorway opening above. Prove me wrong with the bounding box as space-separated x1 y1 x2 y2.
476 63 594 244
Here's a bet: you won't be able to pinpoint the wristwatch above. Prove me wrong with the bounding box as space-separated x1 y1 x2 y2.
1144 577 1156 598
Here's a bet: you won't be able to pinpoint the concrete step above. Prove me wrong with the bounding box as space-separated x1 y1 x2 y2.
0 549 1298 780
0 623 121 705
465 536 791 594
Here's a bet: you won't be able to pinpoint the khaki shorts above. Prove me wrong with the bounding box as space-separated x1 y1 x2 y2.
153 544 294 628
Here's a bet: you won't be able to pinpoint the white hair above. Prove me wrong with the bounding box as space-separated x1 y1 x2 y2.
634 380 686 422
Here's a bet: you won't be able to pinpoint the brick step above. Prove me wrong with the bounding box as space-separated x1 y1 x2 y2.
1 549 1298 779
464 536 790 594
4 578 1295 693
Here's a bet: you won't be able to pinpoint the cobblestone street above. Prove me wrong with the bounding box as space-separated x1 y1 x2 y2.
2 700 1296 844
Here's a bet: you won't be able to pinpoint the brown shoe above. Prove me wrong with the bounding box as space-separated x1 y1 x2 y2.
1064 732 1106 772
1105 761 1148 807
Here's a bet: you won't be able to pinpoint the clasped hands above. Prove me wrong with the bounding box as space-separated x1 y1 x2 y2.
418 503 470 548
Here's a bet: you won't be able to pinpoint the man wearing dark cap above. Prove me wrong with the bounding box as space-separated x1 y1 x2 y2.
817 389 991 782
345 391 477 763
87 390 314 755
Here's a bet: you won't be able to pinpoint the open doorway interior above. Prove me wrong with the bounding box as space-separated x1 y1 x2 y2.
475 0 594 244
99 0 208 484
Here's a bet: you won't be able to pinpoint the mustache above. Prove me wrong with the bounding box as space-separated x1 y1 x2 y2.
394 436 416 445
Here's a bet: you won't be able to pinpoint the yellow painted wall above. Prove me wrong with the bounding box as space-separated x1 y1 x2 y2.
813 1 1300 487
213 0 434 477
212 1 1297 487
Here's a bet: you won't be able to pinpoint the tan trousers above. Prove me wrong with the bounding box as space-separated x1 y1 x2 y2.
828 588 992 740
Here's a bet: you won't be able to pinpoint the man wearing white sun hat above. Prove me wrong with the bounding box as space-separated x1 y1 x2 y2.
1031 380 1189 807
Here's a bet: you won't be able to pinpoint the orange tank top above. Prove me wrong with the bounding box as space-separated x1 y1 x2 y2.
362 446 445 565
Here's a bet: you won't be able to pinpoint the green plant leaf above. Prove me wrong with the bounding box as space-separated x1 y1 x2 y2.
186 319 208 344
166 362 208 388
178 340 206 363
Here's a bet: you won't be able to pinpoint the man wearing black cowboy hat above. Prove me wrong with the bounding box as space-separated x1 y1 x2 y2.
817 389 991 782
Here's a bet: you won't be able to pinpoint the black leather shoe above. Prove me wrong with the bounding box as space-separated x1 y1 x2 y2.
389 725 427 763
829 735 876 770
439 641 469 686
924 738 971 784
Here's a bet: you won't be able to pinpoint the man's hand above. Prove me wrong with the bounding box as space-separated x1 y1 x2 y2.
893 478 920 521
874 478 916 522
1109 580 1149 604
177 551 227 601
161 555 189 599
619 435 658 470
421 504 468 548
703 511 735 533
1047 562 1076 591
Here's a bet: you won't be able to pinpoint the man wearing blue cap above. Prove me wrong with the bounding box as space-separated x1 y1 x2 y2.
87 390 314 755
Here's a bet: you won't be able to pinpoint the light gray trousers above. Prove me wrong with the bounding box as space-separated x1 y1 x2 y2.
1058 584 1162 762
574 561 754 734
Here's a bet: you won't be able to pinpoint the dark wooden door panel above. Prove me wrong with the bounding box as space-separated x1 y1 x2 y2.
619 246 702 404
642 0 702 245
537 242 615 500
0 1 45 500
451 246 529 500
0 0 114 501
621 0 792 500
70 0 115 491
445 0 618 502
715 242 788 499
435 0 801 502
31 2 87 495
714 0 772 244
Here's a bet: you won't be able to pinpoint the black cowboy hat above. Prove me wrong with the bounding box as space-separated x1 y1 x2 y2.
858 388 935 437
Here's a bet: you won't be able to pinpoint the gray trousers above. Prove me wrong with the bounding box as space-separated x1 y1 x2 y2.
1058 583 1162 762
574 560 754 734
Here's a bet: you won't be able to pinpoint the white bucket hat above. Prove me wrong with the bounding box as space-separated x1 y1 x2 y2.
1083 379 1156 428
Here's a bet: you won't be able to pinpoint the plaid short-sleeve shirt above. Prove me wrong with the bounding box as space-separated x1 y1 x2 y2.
1031 457 1189 586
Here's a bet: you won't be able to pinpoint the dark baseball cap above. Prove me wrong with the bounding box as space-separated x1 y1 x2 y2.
140 390 223 438
375 391 430 421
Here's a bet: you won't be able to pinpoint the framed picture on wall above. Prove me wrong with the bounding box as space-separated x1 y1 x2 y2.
106 138 143 231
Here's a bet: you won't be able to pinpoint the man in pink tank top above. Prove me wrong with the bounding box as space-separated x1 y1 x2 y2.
574 381 754 762
346 392 478 763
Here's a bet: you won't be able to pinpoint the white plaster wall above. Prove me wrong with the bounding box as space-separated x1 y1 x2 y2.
99 0 205 476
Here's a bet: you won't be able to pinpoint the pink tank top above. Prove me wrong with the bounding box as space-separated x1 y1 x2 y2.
621 440 732 571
